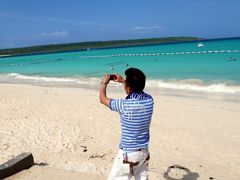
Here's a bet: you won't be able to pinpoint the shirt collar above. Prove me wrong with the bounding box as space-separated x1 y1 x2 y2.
125 92 146 100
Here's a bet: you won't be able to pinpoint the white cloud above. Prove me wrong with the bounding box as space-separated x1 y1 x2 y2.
131 26 159 31
37 31 69 38
47 17 109 27
131 26 165 34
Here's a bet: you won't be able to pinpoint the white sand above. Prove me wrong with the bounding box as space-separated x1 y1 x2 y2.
0 83 240 179
6 166 105 180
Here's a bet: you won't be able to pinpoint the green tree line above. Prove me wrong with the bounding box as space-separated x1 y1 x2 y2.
0 37 202 57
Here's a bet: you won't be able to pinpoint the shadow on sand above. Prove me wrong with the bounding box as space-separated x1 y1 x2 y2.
34 162 49 166
163 164 199 180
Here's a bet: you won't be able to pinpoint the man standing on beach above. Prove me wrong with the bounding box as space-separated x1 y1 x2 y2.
100 68 154 180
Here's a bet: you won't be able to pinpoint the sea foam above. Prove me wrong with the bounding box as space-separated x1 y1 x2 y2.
147 80 240 94
1 73 240 94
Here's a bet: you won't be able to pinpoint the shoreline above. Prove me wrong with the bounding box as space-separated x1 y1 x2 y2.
1 78 240 103
0 83 240 179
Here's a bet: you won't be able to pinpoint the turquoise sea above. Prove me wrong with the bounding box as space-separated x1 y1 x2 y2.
0 38 240 96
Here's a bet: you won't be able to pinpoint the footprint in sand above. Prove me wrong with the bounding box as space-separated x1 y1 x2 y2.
89 153 106 159
3 144 9 150
80 146 87 152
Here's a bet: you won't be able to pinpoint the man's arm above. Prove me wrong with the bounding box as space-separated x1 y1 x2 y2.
100 84 111 107
99 73 125 108
99 74 111 107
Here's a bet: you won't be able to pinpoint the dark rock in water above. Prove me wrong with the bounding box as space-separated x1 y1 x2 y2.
228 57 237 61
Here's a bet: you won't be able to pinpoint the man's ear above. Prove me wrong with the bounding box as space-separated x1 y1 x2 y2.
126 86 132 95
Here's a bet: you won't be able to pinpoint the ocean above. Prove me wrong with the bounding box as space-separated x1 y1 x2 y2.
0 38 240 97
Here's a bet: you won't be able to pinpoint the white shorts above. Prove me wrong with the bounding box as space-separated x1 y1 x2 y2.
107 148 150 180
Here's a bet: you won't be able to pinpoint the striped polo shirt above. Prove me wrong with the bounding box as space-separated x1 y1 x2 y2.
110 92 154 151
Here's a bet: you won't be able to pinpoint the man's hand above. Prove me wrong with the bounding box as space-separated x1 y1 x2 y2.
113 74 125 83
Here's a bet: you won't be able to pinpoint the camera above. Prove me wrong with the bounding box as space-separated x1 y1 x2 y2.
109 74 116 80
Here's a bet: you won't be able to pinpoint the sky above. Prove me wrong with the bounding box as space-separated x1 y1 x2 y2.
0 0 239 49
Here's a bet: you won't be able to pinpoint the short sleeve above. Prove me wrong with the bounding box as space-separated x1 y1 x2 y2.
109 99 124 113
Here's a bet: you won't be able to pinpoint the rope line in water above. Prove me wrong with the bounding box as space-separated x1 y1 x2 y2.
0 58 63 68
76 49 240 59
0 49 239 68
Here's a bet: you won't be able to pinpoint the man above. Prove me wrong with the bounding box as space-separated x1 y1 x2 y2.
100 68 154 180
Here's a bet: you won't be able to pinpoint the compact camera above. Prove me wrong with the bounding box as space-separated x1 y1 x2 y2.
109 74 117 80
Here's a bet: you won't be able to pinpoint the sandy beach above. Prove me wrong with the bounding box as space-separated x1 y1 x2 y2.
0 83 240 179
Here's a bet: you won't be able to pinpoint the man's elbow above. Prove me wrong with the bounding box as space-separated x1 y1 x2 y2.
100 97 110 107
100 98 104 104
100 96 106 105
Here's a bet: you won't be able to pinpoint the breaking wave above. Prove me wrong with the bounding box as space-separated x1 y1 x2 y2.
1 73 240 94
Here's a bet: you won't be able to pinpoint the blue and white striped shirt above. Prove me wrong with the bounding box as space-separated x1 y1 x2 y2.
110 92 154 151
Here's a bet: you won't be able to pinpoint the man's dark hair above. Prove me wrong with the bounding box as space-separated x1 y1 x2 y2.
125 68 146 92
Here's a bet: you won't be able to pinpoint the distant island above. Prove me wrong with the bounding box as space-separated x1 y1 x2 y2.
0 37 203 57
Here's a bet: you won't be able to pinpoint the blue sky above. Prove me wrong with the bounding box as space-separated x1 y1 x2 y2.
0 0 239 49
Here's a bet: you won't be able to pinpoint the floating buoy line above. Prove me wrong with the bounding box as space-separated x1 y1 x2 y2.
0 58 64 67
76 49 239 59
0 49 239 68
